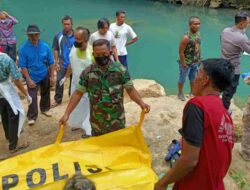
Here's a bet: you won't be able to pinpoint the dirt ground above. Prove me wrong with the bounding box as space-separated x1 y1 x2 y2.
0 90 82 160
0 89 249 189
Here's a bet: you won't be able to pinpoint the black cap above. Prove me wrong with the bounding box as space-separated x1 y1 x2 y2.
26 24 40 34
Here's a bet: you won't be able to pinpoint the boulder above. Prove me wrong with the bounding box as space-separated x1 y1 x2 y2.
124 79 166 102
210 0 222 8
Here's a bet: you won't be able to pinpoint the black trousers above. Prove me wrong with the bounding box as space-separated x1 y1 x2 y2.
222 74 240 109
0 98 19 151
27 74 50 120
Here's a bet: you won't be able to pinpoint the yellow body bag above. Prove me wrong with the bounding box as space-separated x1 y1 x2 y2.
0 112 157 190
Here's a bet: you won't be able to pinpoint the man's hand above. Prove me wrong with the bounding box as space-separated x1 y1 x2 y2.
181 63 188 69
26 95 32 105
59 113 69 126
154 181 167 190
27 79 36 89
50 76 55 86
59 77 66 86
140 102 150 113
56 63 60 72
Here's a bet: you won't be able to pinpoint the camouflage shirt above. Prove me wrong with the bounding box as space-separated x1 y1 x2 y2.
76 61 133 136
184 31 201 65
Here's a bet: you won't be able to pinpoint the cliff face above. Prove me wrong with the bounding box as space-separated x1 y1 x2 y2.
155 0 250 9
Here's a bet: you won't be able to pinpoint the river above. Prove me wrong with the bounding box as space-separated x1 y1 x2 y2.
1 0 250 107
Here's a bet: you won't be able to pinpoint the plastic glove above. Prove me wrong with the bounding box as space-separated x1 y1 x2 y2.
59 77 66 86
26 95 32 105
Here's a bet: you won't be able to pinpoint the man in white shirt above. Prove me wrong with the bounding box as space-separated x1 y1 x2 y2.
110 10 138 68
89 18 119 62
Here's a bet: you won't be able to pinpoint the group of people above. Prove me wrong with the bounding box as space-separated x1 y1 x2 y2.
0 8 250 190
157 11 250 190
0 10 144 151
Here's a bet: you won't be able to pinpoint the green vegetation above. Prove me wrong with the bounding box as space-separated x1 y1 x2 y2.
229 169 250 190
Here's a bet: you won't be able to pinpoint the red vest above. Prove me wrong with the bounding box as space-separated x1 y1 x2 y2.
173 95 234 190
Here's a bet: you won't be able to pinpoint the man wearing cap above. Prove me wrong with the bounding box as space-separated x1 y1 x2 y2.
51 15 75 108
19 24 54 125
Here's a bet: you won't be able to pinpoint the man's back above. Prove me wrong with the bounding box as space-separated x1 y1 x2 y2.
221 26 250 74
221 27 244 62
0 53 20 82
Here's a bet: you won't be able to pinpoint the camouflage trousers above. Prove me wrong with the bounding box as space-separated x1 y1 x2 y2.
241 96 250 159
90 122 125 136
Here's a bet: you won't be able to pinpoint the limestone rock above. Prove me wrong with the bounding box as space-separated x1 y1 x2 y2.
124 79 166 103
133 79 166 97
210 0 222 8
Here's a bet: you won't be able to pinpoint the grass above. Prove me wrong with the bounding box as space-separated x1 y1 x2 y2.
229 169 250 190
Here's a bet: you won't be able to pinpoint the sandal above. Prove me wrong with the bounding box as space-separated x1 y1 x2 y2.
10 142 30 153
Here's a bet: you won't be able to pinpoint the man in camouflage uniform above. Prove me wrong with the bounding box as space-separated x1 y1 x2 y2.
59 39 150 136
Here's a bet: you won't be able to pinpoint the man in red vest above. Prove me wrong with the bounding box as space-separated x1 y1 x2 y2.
154 58 234 190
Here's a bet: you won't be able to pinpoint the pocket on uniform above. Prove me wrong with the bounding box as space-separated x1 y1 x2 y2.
108 73 122 86
109 84 122 104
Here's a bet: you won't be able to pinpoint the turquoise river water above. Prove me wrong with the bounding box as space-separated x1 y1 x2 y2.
1 0 250 107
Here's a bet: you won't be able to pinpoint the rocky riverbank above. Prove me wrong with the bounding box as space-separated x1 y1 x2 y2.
0 79 249 189
153 0 250 9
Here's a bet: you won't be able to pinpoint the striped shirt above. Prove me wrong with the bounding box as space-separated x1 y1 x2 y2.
0 16 18 45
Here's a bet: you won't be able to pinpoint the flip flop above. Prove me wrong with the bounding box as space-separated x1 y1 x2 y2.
10 142 30 154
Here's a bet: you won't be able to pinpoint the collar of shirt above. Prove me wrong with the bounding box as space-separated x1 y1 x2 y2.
62 29 74 37
27 40 41 47
231 26 245 34
92 61 121 74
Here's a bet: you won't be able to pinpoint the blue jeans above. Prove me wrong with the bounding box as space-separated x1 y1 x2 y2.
178 62 198 84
